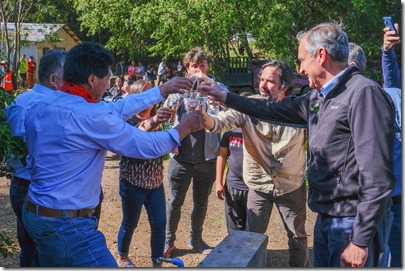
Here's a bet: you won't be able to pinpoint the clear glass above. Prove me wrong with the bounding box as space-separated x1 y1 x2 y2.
164 98 179 126
207 101 220 115
184 91 200 112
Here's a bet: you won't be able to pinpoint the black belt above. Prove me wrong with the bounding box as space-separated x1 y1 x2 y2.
27 199 95 218
12 176 31 187
392 195 401 205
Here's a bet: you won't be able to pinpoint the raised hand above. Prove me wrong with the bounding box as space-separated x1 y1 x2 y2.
197 82 227 104
159 76 193 96
154 107 172 125
383 23 400 51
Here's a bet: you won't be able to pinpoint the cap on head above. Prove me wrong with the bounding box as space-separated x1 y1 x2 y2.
0 60 8 64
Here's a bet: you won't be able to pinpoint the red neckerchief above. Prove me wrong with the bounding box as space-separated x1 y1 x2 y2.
60 82 96 103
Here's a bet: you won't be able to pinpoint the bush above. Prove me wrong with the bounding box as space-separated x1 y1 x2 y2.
0 231 16 257
0 89 27 178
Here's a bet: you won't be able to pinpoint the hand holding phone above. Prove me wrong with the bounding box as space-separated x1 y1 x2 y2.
383 16 398 36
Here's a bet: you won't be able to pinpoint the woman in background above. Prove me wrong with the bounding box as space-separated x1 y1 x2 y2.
116 80 171 268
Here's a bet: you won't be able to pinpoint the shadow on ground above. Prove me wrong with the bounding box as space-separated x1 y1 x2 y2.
267 248 314 267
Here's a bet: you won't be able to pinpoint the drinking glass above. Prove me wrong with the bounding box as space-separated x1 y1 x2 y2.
184 91 199 112
181 74 198 98
207 101 220 115
165 97 179 126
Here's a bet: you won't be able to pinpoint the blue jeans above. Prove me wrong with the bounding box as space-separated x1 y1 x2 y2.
117 179 166 263
9 177 39 267
166 159 216 243
22 200 117 267
387 203 401 267
314 210 393 267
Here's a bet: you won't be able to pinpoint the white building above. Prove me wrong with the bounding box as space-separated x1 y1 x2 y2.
2 23 81 79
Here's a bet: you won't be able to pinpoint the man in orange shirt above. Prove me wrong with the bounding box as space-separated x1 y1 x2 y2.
27 56 37 89
1 60 16 92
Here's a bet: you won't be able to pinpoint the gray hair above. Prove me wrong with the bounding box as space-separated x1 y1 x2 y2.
296 22 349 63
38 49 66 84
348 42 367 74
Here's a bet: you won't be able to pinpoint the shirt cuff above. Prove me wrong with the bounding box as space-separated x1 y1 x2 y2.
165 128 181 146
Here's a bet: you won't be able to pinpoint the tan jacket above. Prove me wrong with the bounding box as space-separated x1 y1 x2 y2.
208 96 306 195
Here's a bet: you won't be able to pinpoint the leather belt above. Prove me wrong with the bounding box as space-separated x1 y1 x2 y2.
27 199 95 218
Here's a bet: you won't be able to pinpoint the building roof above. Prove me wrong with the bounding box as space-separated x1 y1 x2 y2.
4 23 81 44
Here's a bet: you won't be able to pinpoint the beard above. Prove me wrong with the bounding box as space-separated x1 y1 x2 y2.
259 88 282 101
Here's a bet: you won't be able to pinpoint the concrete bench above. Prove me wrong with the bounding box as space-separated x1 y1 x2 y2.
197 231 268 268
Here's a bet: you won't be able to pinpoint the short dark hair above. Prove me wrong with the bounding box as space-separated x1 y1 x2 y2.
63 42 114 84
38 49 66 84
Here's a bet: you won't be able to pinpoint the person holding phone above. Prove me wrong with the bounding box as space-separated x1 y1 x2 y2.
382 20 402 268
382 18 401 89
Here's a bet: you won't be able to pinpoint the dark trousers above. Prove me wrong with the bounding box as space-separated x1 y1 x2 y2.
9 176 39 267
224 184 248 232
166 158 216 243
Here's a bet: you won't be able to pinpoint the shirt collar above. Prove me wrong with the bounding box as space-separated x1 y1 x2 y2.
320 68 347 97
32 83 56 95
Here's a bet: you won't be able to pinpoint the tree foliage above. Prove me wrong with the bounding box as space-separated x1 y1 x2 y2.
0 89 26 178
0 0 35 72
70 0 401 83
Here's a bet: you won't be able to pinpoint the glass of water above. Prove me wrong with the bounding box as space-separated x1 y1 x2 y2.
165 97 179 126
207 101 220 115
184 91 200 112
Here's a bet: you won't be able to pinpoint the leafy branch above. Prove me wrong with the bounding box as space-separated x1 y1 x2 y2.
0 89 27 178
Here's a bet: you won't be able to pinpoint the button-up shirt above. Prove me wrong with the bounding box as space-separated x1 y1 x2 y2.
6 85 167 181
208 94 307 195
10 87 179 210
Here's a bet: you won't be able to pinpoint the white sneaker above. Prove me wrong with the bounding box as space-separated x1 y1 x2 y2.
116 258 136 267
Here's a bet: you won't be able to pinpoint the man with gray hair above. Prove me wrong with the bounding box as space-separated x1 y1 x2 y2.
198 22 395 268
348 42 367 74
6 49 67 267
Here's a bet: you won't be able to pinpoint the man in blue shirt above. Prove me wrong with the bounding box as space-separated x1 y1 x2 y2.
16 42 201 267
7 49 114 265
382 22 401 268
6 49 66 267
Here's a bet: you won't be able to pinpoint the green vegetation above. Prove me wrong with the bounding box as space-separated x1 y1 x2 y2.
0 231 16 257
21 0 401 83
0 89 27 177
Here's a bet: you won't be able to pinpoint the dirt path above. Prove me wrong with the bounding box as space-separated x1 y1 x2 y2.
0 152 316 267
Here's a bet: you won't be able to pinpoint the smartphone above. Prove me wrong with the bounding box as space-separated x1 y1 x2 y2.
383 16 398 36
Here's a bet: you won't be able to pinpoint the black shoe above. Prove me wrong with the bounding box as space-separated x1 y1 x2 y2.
188 239 213 255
